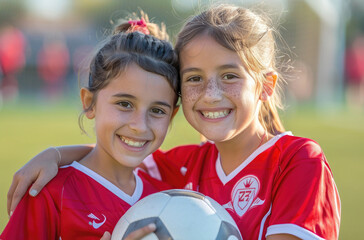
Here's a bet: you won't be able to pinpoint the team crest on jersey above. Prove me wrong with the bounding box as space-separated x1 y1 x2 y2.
223 175 264 217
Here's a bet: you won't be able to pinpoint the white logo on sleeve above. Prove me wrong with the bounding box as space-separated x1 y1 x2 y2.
180 166 188 176
88 213 107 229
223 175 264 217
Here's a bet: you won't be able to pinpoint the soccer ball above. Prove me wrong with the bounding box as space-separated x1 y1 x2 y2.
111 189 242 240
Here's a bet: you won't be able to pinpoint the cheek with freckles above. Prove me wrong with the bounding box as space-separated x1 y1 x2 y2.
181 85 203 104
221 82 244 100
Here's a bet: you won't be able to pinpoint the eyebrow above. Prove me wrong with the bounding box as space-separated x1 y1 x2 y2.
217 64 242 71
154 101 172 109
180 67 200 77
112 93 136 99
112 93 172 109
180 64 242 76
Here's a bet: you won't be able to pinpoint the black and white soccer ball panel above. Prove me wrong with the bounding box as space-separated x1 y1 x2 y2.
111 189 242 240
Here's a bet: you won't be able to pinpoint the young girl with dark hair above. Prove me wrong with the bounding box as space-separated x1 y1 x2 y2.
2 16 179 239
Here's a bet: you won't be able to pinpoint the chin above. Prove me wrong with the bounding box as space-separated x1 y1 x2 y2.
116 157 145 168
202 132 231 143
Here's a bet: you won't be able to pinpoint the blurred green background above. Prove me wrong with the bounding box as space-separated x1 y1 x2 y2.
1 103 364 239
1 0 364 239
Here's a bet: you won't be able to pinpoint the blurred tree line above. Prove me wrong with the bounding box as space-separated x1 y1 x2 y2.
0 1 25 26
1 0 364 108
0 0 196 102
70 0 194 43
0 0 194 40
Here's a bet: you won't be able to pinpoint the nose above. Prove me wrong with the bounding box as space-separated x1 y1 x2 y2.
129 110 148 133
202 77 223 103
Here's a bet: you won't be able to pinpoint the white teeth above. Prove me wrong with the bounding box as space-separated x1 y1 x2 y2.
202 110 229 119
120 136 146 147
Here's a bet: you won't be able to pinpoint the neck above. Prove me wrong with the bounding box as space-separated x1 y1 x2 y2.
215 126 267 176
79 146 136 196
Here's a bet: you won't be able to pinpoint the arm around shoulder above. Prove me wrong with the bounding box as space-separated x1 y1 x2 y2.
7 144 94 216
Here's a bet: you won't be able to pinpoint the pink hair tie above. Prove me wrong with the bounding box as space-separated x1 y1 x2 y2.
128 17 150 35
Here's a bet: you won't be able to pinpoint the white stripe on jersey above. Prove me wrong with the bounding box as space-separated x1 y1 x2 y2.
266 224 325 240
259 204 272 240
69 161 143 205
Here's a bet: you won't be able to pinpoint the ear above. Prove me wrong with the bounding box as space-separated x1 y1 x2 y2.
260 71 278 101
171 106 180 120
80 88 95 119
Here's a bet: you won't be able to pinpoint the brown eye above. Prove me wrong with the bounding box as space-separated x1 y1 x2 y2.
151 108 166 115
187 76 201 82
118 101 132 109
222 74 237 80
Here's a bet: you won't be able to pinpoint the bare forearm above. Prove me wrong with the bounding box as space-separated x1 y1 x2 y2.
7 144 94 216
54 144 94 166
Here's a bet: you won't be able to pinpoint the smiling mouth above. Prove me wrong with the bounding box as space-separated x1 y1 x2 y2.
200 110 231 119
119 136 147 147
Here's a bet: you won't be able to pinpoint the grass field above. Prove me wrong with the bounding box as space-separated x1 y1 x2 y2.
1 100 363 239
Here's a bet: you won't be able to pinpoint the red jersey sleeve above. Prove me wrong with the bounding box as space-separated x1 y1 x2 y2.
1 187 60 239
146 143 217 189
267 139 341 240
151 145 199 188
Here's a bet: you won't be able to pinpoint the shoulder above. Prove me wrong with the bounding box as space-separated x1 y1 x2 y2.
275 134 324 160
273 134 335 180
155 142 216 156
49 165 78 185
272 134 332 173
45 164 80 196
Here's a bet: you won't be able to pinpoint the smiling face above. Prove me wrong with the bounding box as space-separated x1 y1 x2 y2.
180 34 263 143
83 63 176 168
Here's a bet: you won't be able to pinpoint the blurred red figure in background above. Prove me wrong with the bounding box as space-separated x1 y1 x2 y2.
37 37 69 100
345 35 364 109
0 25 26 102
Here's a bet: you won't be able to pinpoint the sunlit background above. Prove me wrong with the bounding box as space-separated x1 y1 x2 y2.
1 0 364 239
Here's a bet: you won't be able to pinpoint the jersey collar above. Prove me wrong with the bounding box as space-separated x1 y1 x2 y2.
69 161 143 205
216 131 293 185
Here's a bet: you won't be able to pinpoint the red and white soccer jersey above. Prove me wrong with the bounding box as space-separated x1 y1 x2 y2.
145 132 341 240
1 161 170 240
